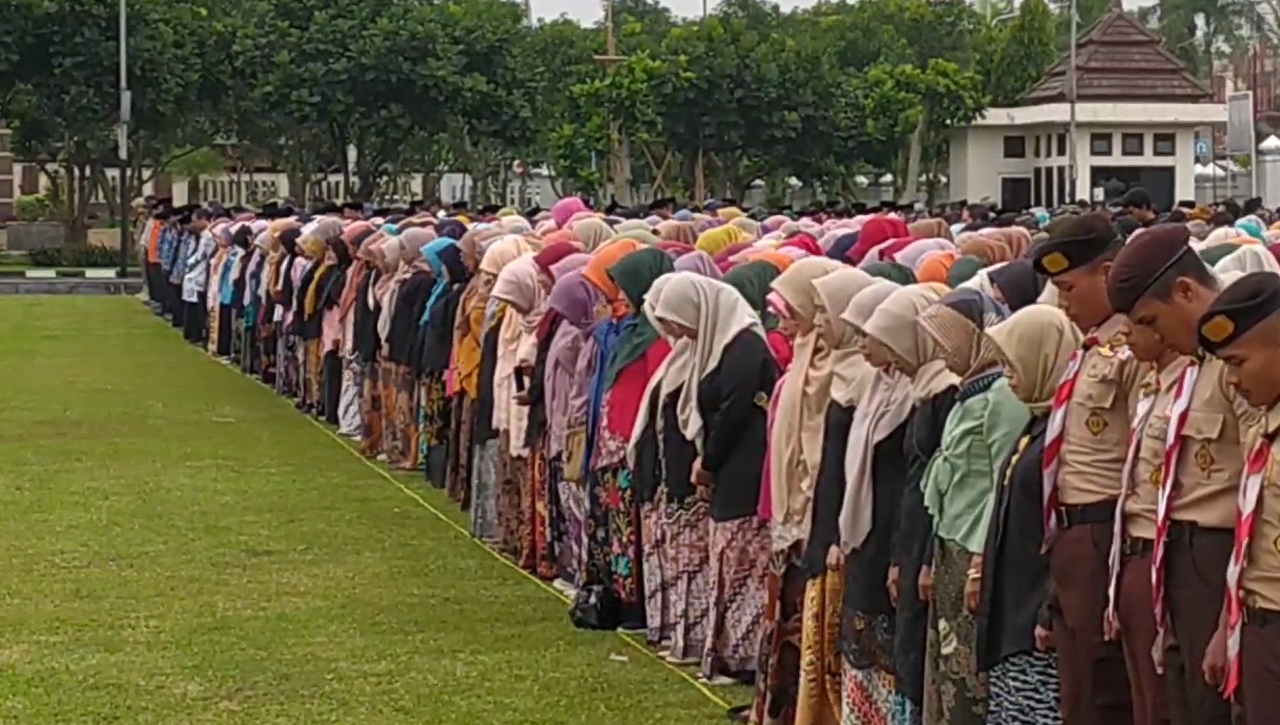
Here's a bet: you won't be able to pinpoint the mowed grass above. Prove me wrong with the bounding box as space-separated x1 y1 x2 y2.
0 297 728 725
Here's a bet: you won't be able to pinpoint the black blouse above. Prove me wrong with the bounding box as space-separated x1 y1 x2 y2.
661 393 698 505
802 402 855 579
697 329 778 522
976 414 1052 672
472 323 502 443
353 272 381 363
386 272 433 367
631 390 663 505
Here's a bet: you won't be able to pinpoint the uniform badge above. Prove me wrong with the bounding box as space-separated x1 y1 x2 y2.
1149 464 1163 489
1201 314 1235 344
1097 346 1114 358
1041 251 1069 274
1195 443 1214 473
1085 411 1108 436
753 391 769 409
1274 534 1280 554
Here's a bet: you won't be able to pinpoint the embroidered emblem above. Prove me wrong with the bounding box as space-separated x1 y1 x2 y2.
1041 251 1069 274
753 391 769 409
1097 346 1115 358
1201 314 1235 344
1195 442 1214 473
1085 411 1108 436
1274 534 1280 554
1149 464 1163 489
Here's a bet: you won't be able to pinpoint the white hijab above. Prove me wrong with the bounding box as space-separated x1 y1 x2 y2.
627 273 685 468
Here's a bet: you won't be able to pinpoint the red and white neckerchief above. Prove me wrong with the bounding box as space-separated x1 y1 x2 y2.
1042 335 1099 548
1104 383 1158 636
1224 434 1274 698
1149 359 1201 671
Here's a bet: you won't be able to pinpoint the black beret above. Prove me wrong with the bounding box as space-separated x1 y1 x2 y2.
1032 212 1119 277
1198 271 1280 352
1107 223 1195 314
342 201 364 212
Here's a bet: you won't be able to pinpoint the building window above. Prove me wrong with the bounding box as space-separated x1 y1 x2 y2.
1003 136 1027 159
1033 167 1044 207
1057 133 1067 157
1056 166 1068 207
1090 133 1113 156
1153 133 1177 157
1034 136 1041 158
1122 133 1145 156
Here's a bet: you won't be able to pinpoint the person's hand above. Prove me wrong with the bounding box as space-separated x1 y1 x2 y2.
690 457 713 488
918 565 933 603
1103 609 1121 641
381 343 390 358
1203 623 1227 690
1034 625 1054 652
964 571 981 616
514 391 531 406
826 545 844 571
887 565 900 607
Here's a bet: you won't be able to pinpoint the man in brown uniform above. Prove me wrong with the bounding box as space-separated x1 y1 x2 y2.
1194 272 1280 725
1108 224 1255 725
1033 212 1143 725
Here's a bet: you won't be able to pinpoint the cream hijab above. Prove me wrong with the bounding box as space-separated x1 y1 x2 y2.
839 281 916 552
811 268 878 407
1213 245 1280 277
489 253 543 456
767 257 845 550
655 272 766 451
986 304 1082 415
627 274 687 468
861 283 959 402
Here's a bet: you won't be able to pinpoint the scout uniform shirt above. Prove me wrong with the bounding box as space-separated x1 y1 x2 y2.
1058 314 1146 506
1243 404 1280 611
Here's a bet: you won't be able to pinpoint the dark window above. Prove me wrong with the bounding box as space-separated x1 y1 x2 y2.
1056 166 1068 207
1003 136 1027 159
1057 133 1067 157
1000 176 1032 211
1034 136 1041 158
1122 133 1145 156
1090 133 1113 156
1153 133 1177 157
1033 167 1044 207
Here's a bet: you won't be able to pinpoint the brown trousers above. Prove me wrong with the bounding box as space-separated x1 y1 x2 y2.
1164 525 1234 725
1051 520 1134 725
1241 610 1280 725
1118 549 1170 725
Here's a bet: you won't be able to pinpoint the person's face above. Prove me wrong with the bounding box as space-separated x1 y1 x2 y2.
860 335 900 373
659 319 697 340
1050 263 1113 330
1218 326 1280 408
1126 318 1167 364
961 208 972 223
1129 206 1155 223
1127 284 1201 356
537 270 554 292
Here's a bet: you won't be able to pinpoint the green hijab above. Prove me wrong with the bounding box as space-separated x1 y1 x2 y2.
1199 243 1242 267
862 261 917 286
724 260 782 330
603 247 675 388
946 255 985 288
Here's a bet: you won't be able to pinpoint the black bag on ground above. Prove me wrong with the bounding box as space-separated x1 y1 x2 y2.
569 584 621 631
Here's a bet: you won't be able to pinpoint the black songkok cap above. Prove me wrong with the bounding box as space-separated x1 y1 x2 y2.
1106 223 1195 314
450 200 470 212
479 204 502 216
1032 212 1119 277
342 201 364 212
1198 271 1280 352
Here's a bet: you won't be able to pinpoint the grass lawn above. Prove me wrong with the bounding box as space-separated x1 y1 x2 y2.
0 297 738 725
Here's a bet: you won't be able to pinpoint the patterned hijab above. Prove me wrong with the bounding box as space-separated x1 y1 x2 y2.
916 288 1010 380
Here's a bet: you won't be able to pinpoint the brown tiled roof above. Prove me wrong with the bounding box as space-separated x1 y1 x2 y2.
1020 11 1212 105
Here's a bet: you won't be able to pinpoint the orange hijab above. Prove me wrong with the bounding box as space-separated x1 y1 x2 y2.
916 250 959 284
583 239 645 317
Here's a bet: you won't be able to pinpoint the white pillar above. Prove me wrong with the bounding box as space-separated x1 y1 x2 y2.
1257 135 1280 208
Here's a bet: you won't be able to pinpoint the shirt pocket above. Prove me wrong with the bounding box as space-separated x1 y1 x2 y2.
1182 410 1229 484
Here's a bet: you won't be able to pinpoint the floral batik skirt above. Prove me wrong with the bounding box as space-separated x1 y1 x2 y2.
258 323 277 386
470 437 500 543
418 373 450 487
384 363 419 470
923 539 987 725
495 433 525 562
359 361 384 457
750 547 807 725
986 651 1060 725
446 395 475 509
840 605 897 725
666 501 712 664
276 334 300 399
554 457 587 589
603 465 644 629
337 352 363 438
231 316 245 367
527 443 556 580
302 339 322 413
796 567 844 725
703 515 770 679
642 499 672 647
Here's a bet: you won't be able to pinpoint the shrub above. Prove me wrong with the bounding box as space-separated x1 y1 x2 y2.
15 194 54 222
28 246 122 268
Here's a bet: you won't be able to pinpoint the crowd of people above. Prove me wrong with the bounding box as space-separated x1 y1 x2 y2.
134 187 1280 725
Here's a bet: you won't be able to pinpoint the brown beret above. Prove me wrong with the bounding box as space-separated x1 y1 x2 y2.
1198 271 1280 352
1107 223 1195 314
1032 212 1118 277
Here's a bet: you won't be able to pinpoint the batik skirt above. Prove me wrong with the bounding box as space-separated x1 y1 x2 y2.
750 547 807 725
703 515 770 679
666 502 712 663
384 362 419 470
446 395 475 509
231 316 245 367
276 333 300 398
258 323 277 386
528 443 556 580
470 437 500 543
554 458 587 589
207 301 221 355
418 373 450 487
495 432 528 562
302 339 323 412
923 539 987 725
337 352 363 437
796 567 844 725
840 607 898 725
359 361 384 457
602 465 644 629
986 651 1060 725
642 500 673 647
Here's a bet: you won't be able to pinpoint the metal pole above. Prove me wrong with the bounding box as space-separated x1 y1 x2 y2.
117 0 131 279
1067 0 1078 203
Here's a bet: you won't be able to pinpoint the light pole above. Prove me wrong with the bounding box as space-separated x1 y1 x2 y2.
117 0 131 279
1067 0 1078 202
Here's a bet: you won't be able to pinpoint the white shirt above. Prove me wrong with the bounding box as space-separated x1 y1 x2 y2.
181 231 217 302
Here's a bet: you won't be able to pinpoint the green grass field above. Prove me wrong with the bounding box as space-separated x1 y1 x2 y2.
0 297 737 724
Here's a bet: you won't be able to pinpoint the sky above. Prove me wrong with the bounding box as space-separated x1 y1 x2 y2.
531 0 1157 24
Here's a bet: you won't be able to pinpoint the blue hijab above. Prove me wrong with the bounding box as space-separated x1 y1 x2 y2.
418 237 459 325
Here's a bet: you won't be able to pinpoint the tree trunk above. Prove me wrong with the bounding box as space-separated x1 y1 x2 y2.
900 111 928 204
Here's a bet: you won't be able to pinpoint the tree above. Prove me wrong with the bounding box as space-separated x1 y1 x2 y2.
981 0 1059 107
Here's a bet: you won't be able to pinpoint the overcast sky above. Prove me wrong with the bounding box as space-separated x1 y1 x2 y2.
532 0 1156 24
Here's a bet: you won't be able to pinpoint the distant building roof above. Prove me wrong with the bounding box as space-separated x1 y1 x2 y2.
1020 10 1213 105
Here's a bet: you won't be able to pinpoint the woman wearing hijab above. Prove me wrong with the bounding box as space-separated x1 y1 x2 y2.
752 257 845 725
416 237 465 489
985 259 1044 312
976 305 1077 725
573 217 614 251
859 283 960 725
915 288 1029 725
319 231 355 425
355 237 389 457
696 225 750 256
647 273 778 683
293 227 330 411
544 269 605 590
381 229 437 471
336 223 378 438
674 250 723 279
586 247 675 629
207 225 236 359
657 219 698 246
467 235 534 545
723 260 789 369
792 268 883 725
228 225 256 370
274 225 308 397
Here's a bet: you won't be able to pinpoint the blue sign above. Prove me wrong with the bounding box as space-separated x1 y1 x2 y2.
1195 138 1210 160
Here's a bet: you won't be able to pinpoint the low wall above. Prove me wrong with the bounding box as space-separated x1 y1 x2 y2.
0 226 122 251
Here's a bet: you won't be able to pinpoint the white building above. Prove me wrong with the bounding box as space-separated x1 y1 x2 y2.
948 9 1226 211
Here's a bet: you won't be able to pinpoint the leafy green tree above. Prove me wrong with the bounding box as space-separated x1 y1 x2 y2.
981 0 1059 107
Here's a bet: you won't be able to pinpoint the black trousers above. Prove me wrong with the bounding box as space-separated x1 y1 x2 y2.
322 350 342 424
169 283 185 327
182 294 207 343
215 303 233 357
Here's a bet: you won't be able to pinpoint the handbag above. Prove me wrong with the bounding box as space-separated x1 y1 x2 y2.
569 583 621 631
563 428 587 483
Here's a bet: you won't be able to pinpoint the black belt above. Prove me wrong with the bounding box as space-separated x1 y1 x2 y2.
1165 520 1233 545
1122 536 1154 558
1056 499 1116 529
1245 605 1280 627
